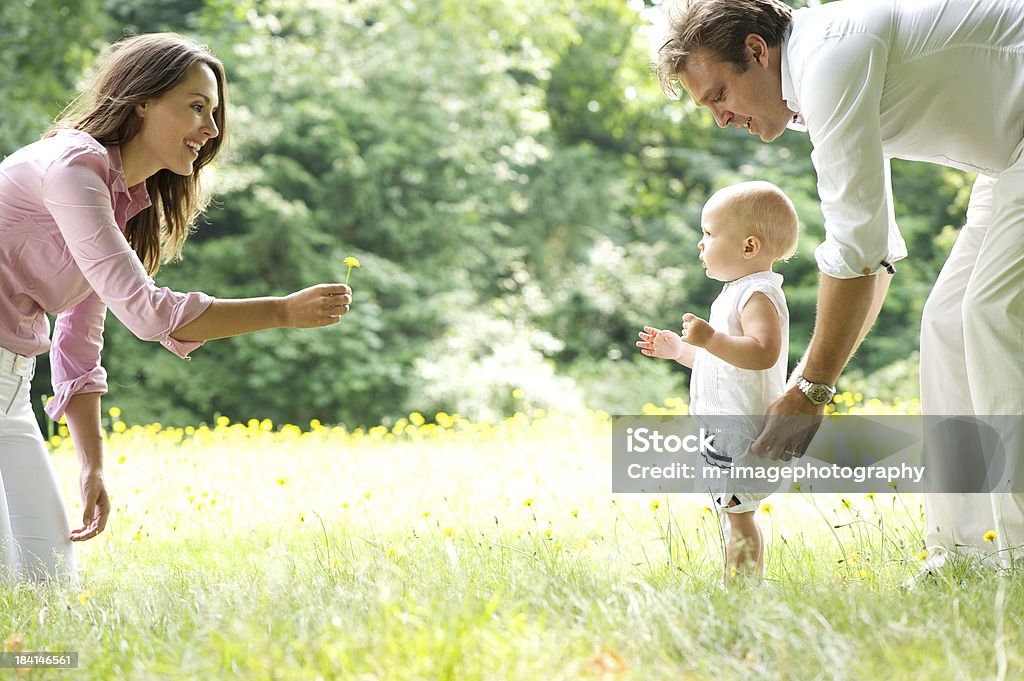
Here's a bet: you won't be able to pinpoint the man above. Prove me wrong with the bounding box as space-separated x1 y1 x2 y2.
655 0 1024 573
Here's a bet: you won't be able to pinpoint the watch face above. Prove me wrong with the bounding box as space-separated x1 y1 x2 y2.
808 384 833 404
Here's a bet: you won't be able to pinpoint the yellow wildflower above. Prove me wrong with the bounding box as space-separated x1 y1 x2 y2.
650 500 660 511
984 530 998 543
761 503 773 514
343 256 361 284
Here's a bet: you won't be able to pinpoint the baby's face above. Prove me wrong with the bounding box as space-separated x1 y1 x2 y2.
698 199 751 281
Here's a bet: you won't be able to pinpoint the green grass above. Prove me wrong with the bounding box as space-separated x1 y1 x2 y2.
3 412 1021 680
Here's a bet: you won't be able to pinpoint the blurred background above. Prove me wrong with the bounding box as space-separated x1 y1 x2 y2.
5 0 969 428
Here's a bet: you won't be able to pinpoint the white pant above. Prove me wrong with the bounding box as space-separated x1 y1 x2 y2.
0 346 76 582
920 158 1024 563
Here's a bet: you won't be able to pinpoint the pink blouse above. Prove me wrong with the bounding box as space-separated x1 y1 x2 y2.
0 130 213 420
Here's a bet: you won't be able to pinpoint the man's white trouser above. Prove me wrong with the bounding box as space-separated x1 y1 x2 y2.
0 346 76 582
920 156 1024 565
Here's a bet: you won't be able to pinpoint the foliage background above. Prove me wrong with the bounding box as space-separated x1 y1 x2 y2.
5 0 969 428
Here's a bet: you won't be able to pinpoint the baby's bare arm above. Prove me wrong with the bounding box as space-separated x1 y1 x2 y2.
687 293 781 370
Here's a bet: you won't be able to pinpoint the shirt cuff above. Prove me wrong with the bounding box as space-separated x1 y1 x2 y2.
814 240 908 279
160 336 206 358
45 366 107 422
160 291 215 358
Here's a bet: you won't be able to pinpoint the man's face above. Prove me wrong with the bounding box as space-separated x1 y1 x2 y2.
678 43 794 143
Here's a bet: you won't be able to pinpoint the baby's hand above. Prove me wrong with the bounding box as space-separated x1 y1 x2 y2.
636 325 684 360
680 313 714 348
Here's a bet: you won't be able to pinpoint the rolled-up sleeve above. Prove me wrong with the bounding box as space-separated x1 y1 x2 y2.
45 292 108 421
801 33 908 279
40 147 213 414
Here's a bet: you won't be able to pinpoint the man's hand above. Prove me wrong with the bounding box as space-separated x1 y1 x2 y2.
636 326 685 360
70 468 110 541
750 388 825 461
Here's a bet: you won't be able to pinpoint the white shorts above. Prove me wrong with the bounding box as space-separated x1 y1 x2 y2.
698 416 778 515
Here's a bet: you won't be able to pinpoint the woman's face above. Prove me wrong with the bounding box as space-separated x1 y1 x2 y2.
133 62 220 179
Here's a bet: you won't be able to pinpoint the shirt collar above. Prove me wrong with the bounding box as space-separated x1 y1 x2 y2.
779 27 807 132
104 142 152 218
723 270 784 290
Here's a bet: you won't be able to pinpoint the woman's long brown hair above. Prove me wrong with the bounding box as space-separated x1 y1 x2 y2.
48 33 228 275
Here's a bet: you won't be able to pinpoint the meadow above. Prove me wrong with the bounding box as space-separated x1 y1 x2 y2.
3 398 1021 680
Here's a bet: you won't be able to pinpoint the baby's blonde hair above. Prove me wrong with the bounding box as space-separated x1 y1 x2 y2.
707 181 799 261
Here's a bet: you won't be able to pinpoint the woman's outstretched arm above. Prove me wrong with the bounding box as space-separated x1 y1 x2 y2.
170 283 352 342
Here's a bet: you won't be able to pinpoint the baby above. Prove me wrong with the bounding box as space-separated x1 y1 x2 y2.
636 181 799 584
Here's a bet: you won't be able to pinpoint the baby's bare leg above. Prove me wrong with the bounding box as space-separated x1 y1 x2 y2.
724 506 763 586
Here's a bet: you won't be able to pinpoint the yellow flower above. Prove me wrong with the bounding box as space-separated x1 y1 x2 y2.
78 590 94 605
523 498 534 507
543 529 553 538
791 482 802 492
918 550 929 561
865 493 875 501
841 499 853 511
443 526 455 537
760 503 773 514
108 407 121 418
570 509 579 518
343 256 361 284
650 500 660 511
984 530 998 543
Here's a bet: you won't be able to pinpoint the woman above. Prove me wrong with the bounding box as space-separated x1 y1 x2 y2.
0 33 351 582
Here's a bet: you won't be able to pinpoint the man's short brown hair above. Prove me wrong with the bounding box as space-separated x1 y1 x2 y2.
655 0 793 98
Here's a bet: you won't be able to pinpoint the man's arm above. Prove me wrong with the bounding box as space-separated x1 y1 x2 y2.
791 271 892 386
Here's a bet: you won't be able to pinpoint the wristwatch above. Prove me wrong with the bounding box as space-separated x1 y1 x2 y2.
796 376 836 405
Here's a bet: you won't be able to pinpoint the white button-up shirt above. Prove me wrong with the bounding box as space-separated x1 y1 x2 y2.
781 0 1024 279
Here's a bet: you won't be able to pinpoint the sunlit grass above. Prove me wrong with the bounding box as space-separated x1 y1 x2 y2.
2 398 1020 679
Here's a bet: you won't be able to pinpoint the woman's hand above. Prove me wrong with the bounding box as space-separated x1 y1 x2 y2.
281 283 352 328
70 468 110 542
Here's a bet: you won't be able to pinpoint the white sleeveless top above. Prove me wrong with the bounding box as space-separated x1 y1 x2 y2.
689 271 789 417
